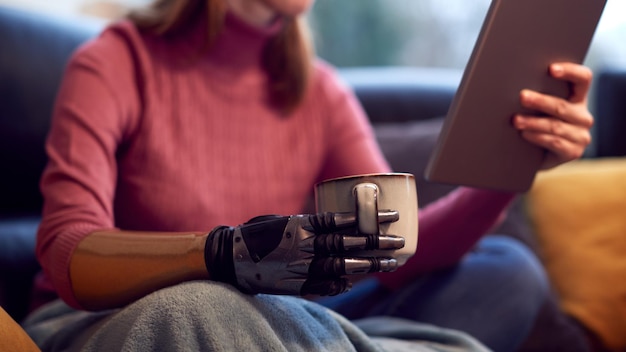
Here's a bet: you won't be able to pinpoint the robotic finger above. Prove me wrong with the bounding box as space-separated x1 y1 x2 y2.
309 257 398 276
308 211 400 232
330 210 400 228
306 233 405 254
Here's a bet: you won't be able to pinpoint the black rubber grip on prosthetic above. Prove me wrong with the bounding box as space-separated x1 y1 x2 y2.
205 226 237 286
308 212 338 233
313 233 380 253
311 257 346 275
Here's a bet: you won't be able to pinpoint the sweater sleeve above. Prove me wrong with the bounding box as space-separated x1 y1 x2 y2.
376 187 516 290
36 27 141 308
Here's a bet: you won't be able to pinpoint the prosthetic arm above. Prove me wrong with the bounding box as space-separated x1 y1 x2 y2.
206 211 404 296
70 211 403 310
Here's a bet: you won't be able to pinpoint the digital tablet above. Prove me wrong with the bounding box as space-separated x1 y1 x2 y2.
425 0 607 192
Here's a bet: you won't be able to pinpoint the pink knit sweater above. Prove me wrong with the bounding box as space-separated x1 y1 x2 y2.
35 13 515 309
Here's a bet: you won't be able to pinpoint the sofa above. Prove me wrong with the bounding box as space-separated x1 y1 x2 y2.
1 5 625 351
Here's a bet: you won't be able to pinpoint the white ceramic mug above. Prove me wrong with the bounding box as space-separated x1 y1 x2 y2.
314 173 418 265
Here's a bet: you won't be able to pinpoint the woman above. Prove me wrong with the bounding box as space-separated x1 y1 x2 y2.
24 0 594 350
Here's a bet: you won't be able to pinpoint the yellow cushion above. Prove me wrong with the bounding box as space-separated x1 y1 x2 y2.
526 158 626 351
0 307 39 351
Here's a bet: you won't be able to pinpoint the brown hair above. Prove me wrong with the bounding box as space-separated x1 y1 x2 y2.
128 0 313 114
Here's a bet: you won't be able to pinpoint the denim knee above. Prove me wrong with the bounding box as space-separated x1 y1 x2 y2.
367 235 549 352
476 235 549 306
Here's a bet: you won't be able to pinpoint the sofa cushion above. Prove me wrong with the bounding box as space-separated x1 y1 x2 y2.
525 157 626 351
0 306 39 351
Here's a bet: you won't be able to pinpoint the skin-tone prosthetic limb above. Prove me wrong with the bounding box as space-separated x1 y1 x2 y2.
70 211 403 310
70 230 210 310
0 307 40 351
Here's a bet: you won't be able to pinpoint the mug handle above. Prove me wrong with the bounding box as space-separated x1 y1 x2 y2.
353 183 379 236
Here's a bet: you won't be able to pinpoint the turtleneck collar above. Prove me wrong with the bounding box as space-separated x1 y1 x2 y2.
138 10 286 102
206 11 284 70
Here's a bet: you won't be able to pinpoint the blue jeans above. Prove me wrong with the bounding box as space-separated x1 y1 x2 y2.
316 236 549 352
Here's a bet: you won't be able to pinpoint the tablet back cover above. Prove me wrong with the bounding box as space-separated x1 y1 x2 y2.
425 0 606 192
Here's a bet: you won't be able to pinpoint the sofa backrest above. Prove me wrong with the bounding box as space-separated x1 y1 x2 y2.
0 6 101 216
338 67 460 124
594 68 626 157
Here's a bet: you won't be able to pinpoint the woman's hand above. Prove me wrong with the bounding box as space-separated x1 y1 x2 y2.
513 62 594 170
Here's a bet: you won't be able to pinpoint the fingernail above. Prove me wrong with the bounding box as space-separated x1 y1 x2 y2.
551 64 564 76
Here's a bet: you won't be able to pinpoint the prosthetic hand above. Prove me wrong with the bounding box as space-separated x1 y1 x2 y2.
205 211 404 296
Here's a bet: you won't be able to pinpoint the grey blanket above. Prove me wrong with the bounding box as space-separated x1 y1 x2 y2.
23 281 490 352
